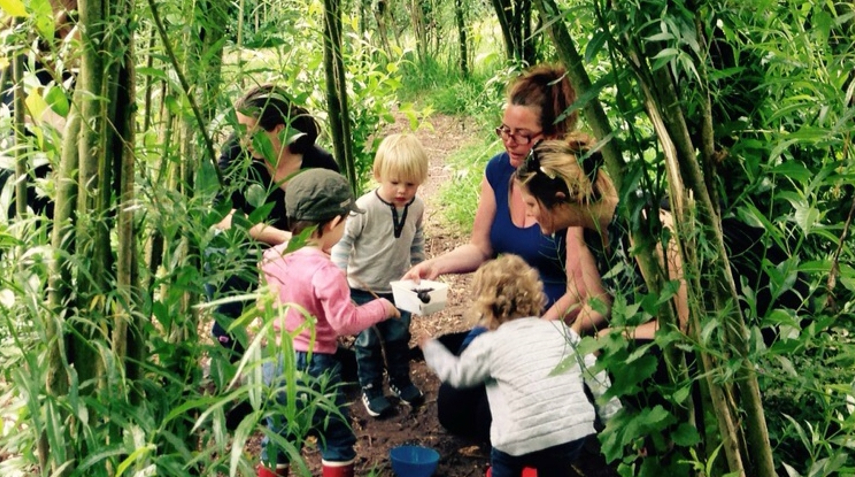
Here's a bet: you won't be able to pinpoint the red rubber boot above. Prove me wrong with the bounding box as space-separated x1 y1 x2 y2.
256 464 289 477
321 459 355 477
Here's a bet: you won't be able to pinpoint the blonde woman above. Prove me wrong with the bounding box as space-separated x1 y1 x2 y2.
515 133 688 339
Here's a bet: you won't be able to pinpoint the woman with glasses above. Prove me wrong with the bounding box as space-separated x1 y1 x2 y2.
405 64 579 320
404 65 579 443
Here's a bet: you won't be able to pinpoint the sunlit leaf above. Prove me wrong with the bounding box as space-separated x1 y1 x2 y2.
0 0 26 17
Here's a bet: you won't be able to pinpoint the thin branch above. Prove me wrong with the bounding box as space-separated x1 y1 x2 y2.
146 0 222 187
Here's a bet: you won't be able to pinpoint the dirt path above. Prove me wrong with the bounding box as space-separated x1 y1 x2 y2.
341 112 488 477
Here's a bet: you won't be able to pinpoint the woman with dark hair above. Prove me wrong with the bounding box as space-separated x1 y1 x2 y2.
207 84 340 355
218 84 339 244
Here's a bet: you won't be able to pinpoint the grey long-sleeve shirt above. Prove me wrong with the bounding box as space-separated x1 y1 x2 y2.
331 189 425 293
423 318 621 456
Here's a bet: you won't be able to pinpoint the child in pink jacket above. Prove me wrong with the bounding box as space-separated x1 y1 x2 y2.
258 169 399 477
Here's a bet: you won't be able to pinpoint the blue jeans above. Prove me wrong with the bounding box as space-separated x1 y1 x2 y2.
350 289 412 388
490 438 586 477
261 351 356 465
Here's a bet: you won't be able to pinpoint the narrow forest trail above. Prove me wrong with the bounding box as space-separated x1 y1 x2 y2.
339 111 492 477
248 111 618 476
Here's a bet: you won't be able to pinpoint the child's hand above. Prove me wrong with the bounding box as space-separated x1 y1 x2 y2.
416 332 433 349
381 299 401 319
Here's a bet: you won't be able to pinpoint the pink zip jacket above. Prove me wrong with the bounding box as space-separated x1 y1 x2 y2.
261 245 389 354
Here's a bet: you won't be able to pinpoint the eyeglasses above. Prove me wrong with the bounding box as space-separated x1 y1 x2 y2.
495 126 542 145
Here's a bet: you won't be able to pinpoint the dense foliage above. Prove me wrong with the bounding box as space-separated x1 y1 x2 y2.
0 0 853 476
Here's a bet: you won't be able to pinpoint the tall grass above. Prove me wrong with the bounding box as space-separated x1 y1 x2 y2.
396 56 515 235
432 139 504 234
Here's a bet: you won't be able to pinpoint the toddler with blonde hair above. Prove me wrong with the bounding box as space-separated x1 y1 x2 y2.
331 133 429 417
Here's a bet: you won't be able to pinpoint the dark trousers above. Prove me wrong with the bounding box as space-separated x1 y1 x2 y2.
262 351 357 465
490 438 586 477
350 289 412 388
436 328 492 442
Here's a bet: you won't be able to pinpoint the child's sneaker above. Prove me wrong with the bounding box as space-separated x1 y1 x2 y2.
361 384 392 417
390 380 424 406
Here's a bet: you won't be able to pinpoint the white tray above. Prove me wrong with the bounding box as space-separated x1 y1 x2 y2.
390 279 448 315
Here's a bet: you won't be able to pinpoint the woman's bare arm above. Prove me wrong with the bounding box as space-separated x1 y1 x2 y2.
404 177 495 280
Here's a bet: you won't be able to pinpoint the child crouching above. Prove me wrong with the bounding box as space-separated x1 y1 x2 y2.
420 254 621 477
258 169 400 477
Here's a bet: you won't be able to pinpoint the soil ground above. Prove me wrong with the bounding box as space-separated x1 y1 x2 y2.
245 111 620 476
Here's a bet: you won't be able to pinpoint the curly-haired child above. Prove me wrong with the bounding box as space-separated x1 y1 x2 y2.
419 254 621 477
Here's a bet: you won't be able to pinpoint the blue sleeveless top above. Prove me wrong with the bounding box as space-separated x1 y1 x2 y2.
486 152 568 306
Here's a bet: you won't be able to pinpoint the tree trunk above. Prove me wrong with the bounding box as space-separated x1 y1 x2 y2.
491 0 515 60
620 9 777 477
454 0 468 77
533 1 781 475
491 0 537 63
410 0 428 63
112 33 142 400
374 0 392 58
40 0 138 472
12 45 27 219
323 0 357 189
643 55 776 477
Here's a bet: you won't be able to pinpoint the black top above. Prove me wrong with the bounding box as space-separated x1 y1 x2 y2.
217 135 339 233
583 215 646 305
1 60 69 220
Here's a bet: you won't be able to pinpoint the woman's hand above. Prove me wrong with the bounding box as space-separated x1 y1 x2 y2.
403 260 439 282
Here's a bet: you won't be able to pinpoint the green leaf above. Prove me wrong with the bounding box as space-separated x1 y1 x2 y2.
285 226 317 253
645 32 675 42
24 92 49 123
246 183 267 208
774 355 798 377
137 66 168 81
652 47 680 60
44 86 69 117
798 260 831 274
671 423 700 446
768 139 798 162
610 354 657 393
792 203 820 236
770 161 812 182
585 31 609 63
229 409 261 477
635 405 672 430
115 444 156 477
562 76 611 122
0 0 26 17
